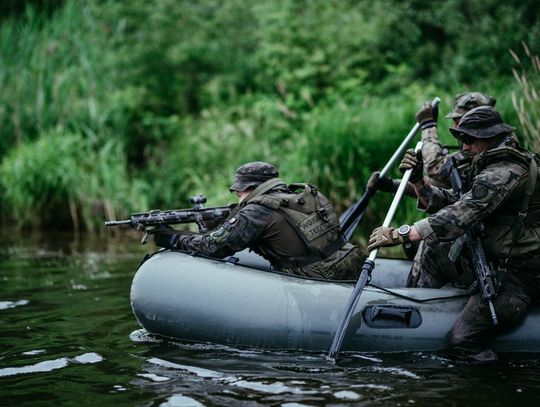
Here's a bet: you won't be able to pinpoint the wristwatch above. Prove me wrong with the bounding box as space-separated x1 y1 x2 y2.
398 224 411 244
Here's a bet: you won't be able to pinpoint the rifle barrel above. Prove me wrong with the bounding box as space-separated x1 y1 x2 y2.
105 220 132 226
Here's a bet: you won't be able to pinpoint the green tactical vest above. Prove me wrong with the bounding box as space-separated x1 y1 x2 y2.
238 178 346 268
469 141 540 261
471 141 540 223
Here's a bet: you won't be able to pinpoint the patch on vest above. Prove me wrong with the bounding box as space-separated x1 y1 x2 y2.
228 217 237 225
297 212 335 241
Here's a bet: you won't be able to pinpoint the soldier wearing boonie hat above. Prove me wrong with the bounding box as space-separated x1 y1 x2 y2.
229 161 280 192
404 92 498 287
415 91 496 188
155 161 366 281
368 105 540 362
449 105 514 142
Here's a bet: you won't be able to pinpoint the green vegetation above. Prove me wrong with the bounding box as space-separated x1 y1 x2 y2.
1 0 539 241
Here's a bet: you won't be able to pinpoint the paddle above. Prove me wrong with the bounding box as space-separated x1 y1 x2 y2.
328 139 426 360
339 97 441 240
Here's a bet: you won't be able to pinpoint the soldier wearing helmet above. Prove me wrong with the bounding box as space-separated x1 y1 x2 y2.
154 161 365 280
368 106 540 362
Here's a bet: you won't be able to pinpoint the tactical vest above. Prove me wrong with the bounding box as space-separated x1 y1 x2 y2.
471 142 540 225
238 178 346 268
468 141 540 262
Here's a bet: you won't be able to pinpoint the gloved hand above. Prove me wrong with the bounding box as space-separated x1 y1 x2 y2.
415 102 438 129
399 149 423 183
367 226 400 252
153 229 179 249
367 171 398 193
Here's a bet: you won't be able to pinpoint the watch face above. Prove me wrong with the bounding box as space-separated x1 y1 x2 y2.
398 225 411 235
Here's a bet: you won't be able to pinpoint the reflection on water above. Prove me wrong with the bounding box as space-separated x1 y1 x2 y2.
1 232 540 406
0 299 29 310
0 352 103 377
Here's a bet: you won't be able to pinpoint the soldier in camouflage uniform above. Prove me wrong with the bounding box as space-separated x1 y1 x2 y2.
368 106 540 361
417 92 497 187
154 161 365 280
407 93 497 286
369 92 496 192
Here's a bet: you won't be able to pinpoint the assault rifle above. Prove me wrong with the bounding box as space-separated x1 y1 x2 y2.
447 157 498 325
105 195 237 243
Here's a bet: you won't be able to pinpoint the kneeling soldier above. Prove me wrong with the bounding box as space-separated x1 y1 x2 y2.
155 161 365 280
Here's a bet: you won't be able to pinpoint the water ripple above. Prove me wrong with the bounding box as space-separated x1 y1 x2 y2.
148 357 224 379
160 394 204 407
0 352 103 377
0 299 29 310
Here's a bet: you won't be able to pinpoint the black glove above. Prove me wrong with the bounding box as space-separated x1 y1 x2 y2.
399 149 423 183
154 229 179 249
367 171 398 193
415 102 438 130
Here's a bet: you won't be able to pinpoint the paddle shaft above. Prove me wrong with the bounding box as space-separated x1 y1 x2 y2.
328 141 424 360
339 97 440 239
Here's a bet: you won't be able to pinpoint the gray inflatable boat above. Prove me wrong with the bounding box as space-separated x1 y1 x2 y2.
131 250 540 353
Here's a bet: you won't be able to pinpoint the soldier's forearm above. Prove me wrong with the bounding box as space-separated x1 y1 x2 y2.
176 233 236 258
413 178 431 208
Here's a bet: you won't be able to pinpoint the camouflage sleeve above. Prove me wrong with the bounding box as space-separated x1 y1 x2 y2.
414 161 528 245
421 127 447 180
174 204 273 258
415 183 458 214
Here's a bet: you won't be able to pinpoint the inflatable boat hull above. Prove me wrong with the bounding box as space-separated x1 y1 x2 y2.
131 251 540 353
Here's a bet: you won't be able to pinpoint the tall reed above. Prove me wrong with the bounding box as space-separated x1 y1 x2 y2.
510 43 540 153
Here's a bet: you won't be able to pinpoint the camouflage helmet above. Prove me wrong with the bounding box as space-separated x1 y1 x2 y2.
229 161 279 192
449 106 515 140
445 92 497 120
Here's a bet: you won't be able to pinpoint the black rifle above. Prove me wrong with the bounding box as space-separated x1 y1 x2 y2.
447 157 498 325
105 195 236 243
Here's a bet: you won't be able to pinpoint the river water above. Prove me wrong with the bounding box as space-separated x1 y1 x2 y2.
1 232 540 406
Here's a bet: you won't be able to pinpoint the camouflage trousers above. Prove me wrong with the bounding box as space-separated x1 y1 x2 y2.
407 241 474 289
411 243 540 361
447 265 540 362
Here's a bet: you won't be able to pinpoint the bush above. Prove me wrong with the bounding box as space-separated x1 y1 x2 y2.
0 132 148 231
1 0 540 232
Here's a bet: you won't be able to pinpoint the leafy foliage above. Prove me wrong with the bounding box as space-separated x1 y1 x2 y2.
0 132 147 230
1 0 539 233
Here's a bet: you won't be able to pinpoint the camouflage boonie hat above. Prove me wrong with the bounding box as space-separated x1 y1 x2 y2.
445 92 497 120
449 106 515 140
229 161 279 192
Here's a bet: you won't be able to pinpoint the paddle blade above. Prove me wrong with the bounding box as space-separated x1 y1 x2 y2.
328 259 375 359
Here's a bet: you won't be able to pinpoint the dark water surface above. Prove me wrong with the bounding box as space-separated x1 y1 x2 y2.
1 233 539 406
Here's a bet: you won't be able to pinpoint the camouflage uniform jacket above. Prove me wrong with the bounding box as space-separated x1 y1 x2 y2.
174 179 364 280
421 127 470 188
413 137 540 263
